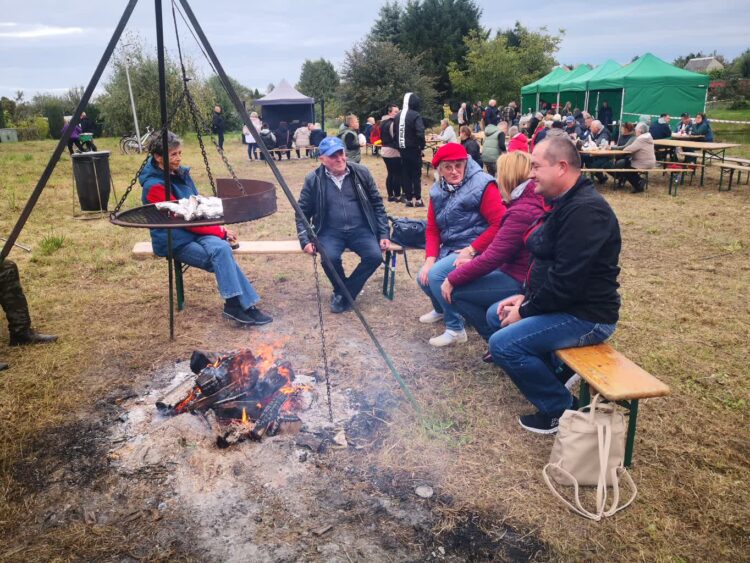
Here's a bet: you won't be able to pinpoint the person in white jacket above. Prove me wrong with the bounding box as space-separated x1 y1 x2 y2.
434 119 458 144
242 111 263 160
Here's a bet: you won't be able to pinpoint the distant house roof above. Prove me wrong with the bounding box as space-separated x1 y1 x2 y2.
684 57 725 72
255 79 314 106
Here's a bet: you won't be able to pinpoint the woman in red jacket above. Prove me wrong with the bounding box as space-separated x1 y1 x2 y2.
440 150 545 341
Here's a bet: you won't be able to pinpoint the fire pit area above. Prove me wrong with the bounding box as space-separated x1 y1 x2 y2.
156 346 317 446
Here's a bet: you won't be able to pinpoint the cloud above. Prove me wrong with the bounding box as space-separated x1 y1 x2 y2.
0 24 84 39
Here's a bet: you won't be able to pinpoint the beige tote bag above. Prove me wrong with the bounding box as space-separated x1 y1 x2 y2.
542 394 637 521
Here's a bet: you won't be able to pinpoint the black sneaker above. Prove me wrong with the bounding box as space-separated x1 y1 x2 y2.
482 349 493 363
405 199 416 207
414 199 425 207
518 412 560 434
330 294 351 314
387 196 397 202
223 305 257 325
245 306 273 325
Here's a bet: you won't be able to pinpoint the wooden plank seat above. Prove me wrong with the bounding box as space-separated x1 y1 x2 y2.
717 162 749 191
583 166 692 195
133 240 405 310
556 343 671 466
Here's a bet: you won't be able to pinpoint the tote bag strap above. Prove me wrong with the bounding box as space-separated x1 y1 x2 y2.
542 462 604 521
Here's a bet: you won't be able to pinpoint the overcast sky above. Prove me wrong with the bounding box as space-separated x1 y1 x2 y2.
0 0 748 100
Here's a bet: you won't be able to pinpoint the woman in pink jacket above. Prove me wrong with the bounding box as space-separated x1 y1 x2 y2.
440 151 545 341
506 125 530 153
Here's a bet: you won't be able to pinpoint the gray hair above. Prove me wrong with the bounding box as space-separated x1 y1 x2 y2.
591 119 603 131
635 122 649 134
441 118 450 126
509 125 519 136
148 131 181 155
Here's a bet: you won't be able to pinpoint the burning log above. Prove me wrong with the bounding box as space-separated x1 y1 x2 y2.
156 378 200 414
250 391 292 441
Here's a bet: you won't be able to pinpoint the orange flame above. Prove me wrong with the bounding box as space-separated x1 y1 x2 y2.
241 407 248 425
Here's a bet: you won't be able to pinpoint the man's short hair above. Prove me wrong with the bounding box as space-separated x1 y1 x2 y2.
591 119 603 131
345 114 357 126
538 133 581 170
148 130 181 155
387 103 398 113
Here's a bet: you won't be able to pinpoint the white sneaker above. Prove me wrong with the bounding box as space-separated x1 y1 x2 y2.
429 329 468 347
419 310 444 324
565 373 582 391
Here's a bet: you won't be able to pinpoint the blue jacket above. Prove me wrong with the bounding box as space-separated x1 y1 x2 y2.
429 159 494 258
139 157 204 256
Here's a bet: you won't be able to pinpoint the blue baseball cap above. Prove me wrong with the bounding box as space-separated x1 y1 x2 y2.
565 115 575 123
318 136 345 157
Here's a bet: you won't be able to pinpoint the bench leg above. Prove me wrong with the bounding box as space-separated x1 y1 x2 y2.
624 399 639 468
579 380 591 407
174 260 185 312
382 251 396 301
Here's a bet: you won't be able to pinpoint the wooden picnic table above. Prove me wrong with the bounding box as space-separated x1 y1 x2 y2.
653 140 741 186
579 148 628 156
671 134 705 141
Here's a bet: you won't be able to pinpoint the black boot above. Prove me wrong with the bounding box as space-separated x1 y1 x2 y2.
9 330 58 347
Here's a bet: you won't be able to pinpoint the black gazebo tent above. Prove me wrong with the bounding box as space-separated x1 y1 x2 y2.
255 79 314 129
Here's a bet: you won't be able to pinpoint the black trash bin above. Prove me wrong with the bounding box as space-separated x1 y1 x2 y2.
72 151 112 211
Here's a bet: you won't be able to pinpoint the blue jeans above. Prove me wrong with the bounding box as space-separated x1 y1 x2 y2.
175 236 260 309
417 253 464 331
316 225 382 300
488 312 616 417
451 270 522 340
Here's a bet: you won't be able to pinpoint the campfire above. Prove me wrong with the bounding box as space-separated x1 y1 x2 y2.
156 346 315 447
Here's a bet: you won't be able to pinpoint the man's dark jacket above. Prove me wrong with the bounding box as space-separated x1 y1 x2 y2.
520 175 621 324
295 162 389 248
395 93 425 150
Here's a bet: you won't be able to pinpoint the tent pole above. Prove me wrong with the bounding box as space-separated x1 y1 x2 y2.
619 88 626 125
0 0 139 262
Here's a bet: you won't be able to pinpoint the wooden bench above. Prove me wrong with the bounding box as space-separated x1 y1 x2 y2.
583 167 691 196
717 162 749 191
133 240 404 311
422 160 434 175
555 343 671 467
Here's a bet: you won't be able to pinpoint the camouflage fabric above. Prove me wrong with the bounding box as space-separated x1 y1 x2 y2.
0 260 31 336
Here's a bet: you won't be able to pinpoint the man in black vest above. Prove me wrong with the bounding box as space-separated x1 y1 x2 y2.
296 137 391 313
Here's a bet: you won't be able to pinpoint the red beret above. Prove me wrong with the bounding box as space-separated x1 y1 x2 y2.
431 142 468 168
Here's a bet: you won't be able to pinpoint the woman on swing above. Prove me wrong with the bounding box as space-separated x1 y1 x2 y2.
139 131 272 326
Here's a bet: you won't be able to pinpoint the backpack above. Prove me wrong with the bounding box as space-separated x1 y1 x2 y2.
388 216 426 278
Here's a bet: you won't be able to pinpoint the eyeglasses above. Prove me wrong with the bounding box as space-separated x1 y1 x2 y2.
439 161 467 172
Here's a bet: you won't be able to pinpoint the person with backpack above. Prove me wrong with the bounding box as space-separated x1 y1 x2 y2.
258 122 276 161
379 103 402 202
337 114 362 163
395 92 426 207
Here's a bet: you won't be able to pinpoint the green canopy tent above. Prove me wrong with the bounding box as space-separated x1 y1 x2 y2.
587 53 708 124
520 67 570 113
559 59 621 114
542 64 591 112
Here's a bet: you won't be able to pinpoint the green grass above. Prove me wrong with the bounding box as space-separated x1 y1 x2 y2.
37 234 66 255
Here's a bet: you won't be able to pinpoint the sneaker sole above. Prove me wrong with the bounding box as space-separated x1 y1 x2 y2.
419 315 444 324
222 311 258 325
518 417 559 435
429 334 468 347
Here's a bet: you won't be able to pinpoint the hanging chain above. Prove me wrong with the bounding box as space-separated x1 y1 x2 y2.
183 86 217 196
312 253 334 422
208 133 247 196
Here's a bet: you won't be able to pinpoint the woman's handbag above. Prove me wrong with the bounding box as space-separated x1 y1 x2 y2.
542 394 637 521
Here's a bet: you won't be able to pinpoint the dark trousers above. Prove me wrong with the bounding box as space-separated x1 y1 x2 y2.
400 147 422 201
484 161 497 177
247 142 257 160
383 156 402 198
452 270 523 340
276 146 291 160
316 226 383 301
0 260 31 336
217 131 225 150
67 139 84 154
612 158 640 188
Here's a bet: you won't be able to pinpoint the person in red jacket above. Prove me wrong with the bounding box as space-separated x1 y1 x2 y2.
417 143 505 347
440 151 545 343
507 126 529 153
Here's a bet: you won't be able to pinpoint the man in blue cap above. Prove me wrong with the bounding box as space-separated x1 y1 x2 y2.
295 136 391 313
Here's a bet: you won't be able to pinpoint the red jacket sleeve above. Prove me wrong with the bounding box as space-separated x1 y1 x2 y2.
469 183 505 253
425 201 441 259
146 183 227 239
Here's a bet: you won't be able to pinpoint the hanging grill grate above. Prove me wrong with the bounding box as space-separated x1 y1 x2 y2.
110 178 277 228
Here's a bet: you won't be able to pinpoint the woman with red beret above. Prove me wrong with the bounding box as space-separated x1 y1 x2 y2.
417 143 506 347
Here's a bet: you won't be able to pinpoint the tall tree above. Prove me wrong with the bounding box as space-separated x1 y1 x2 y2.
731 49 750 78
98 42 213 136
369 1 402 43
449 26 562 106
297 58 340 120
370 0 483 98
339 39 438 122
207 74 255 131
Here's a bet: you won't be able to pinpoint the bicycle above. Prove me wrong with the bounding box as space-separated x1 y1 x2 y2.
119 125 154 155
